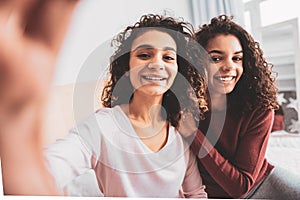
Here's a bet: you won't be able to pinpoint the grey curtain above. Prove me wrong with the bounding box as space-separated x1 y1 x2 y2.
190 0 244 27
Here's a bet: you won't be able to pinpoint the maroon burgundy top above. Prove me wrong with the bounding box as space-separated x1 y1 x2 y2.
191 107 275 198
271 115 284 132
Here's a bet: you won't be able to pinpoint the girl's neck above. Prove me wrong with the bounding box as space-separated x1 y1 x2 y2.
210 93 227 111
127 92 164 123
120 93 168 152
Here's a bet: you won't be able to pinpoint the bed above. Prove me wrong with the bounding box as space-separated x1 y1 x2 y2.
266 130 300 176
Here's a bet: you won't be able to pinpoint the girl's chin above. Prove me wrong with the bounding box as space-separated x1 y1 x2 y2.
209 87 234 95
136 86 169 96
210 82 236 94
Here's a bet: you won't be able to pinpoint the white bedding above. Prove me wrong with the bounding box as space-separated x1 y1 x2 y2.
266 130 300 176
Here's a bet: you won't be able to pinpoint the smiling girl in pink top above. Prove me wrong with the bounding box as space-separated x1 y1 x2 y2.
45 14 208 198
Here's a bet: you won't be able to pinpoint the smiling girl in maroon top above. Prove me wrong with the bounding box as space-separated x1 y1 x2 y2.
180 15 300 199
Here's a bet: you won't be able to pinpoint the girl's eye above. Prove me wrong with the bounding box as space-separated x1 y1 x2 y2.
233 56 243 61
164 55 175 61
137 53 151 59
210 56 222 63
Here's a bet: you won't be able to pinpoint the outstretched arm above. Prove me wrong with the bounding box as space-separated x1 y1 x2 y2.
0 0 78 195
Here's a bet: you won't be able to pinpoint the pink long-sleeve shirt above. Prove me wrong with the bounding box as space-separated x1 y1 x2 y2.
45 105 207 198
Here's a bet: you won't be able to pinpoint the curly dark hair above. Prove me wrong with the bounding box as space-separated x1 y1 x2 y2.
101 14 208 128
195 15 279 114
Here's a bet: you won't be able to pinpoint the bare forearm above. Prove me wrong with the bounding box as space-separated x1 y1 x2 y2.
0 102 59 195
0 0 79 194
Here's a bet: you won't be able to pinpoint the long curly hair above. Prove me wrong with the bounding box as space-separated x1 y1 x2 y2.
101 14 208 128
195 15 279 114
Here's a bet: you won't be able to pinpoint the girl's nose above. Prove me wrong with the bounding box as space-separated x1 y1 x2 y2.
147 62 164 70
221 59 234 71
147 55 164 70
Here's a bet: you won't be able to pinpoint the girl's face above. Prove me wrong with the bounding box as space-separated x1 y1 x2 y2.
205 34 243 95
129 30 178 96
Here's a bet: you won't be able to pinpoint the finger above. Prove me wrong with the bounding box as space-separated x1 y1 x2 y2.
0 0 79 118
0 0 14 27
0 0 38 28
24 0 79 54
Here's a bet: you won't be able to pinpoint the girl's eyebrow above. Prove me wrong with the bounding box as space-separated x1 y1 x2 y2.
133 44 153 51
208 50 223 54
133 44 176 52
234 50 243 54
208 50 243 54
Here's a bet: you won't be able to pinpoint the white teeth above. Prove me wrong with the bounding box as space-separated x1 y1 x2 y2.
143 76 165 81
218 76 234 81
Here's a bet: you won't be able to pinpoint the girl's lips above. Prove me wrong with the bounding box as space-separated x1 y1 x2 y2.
214 75 236 82
141 75 167 81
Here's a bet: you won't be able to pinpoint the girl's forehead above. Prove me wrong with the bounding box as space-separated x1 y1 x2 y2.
206 34 242 51
131 30 177 51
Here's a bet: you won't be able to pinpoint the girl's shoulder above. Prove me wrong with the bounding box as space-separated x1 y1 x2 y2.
227 103 273 117
94 106 123 119
95 107 114 115
238 107 274 128
223 107 274 131
248 107 274 118
94 105 132 134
